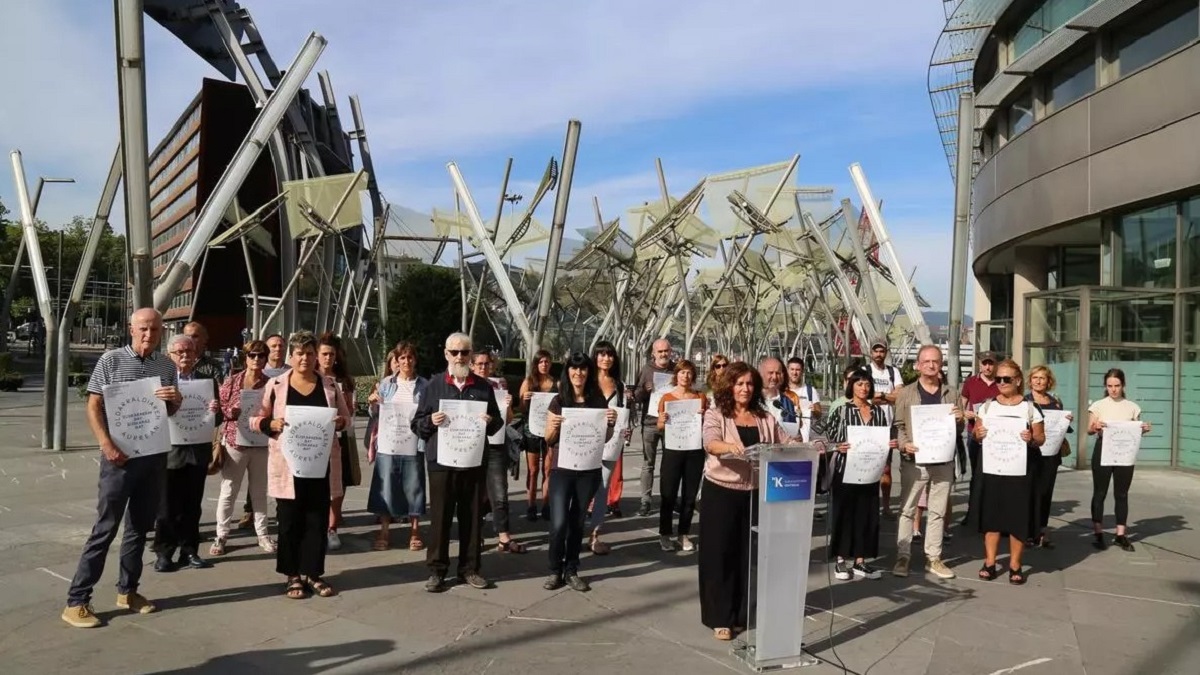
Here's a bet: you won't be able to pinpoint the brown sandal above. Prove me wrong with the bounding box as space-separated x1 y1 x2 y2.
373 536 390 551
713 628 733 641
590 536 611 556
409 534 425 551
307 577 336 597
497 538 527 554
285 577 308 600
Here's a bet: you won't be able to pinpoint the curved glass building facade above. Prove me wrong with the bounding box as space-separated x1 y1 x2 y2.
935 0 1200 470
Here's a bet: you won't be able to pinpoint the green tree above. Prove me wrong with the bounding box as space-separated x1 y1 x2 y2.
385 263 467 377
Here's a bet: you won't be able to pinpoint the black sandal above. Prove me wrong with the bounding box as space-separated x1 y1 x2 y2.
978 563 1001 581
307 576 336 597
1008 567 1027 585
497 538 527 554
285 577 309 599
1038 536 1056 550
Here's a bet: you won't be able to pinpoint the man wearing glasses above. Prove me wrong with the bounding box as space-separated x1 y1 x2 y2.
633 339 675 517
412 333 504 593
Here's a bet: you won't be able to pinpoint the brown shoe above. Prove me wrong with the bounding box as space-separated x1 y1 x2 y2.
61 604 101 628
237 512 253 529
116 592 156 614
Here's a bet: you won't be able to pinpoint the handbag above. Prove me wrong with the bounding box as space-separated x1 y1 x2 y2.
207 429 225 475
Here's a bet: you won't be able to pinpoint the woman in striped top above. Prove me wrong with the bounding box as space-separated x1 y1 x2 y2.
826 368 892 581
366 342 429 551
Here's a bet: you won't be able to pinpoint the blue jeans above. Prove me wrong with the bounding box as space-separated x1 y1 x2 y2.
367 454 426 518
588 459 617 532
547 468 602 575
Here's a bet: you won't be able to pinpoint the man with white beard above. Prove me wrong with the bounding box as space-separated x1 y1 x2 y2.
412 333 503 593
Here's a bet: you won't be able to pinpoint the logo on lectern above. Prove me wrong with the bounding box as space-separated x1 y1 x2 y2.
765 460 812 502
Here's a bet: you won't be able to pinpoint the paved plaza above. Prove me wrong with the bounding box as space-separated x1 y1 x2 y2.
0 388 1198 674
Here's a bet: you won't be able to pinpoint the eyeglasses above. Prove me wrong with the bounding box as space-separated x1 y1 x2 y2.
246 353 267 360
980 360 996 366
446 349 470 357
168 350 194 356
996 376 1015 384
713 363 727 370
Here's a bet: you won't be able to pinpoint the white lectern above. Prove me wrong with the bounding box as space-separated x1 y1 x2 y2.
734 443 821 671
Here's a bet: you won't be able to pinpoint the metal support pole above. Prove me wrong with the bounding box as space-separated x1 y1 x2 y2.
153 33 327 312
114 0 153 308
1 177 73 351
348 95 385 336
469 158 513 339
261 236 325 331
54 147 123 451
841 198 886 333
458 239 468 332
11 152 57 449
947 93 975 389
532 120 581 365
849 162 931 343
801 206 880 340
241 238 262 337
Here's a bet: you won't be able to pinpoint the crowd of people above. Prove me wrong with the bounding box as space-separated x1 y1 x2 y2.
59 309 1153 643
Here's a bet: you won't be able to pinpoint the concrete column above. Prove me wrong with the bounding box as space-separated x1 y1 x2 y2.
1011 246 1049 369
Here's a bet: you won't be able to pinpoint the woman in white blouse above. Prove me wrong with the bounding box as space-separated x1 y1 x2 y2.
1087 368 1151 552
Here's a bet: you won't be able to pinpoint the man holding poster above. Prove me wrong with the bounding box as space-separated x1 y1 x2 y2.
62 308 181 629
892 345 963 579
413 333 503 593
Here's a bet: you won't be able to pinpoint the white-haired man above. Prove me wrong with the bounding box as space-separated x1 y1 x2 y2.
62 308 182 628
413 333 504 593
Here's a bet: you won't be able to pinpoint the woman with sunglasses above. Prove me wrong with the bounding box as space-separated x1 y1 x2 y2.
705 355 729 402
1088 368 1151 552
586 341 629 555
543 353 617 592
212 340 275 555
971 360 1044 585
1025 365 1072 549
365 342 428 551
520 349 558 521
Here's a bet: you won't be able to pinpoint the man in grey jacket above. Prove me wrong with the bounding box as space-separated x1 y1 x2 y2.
633 339 674 517
892 345 964 580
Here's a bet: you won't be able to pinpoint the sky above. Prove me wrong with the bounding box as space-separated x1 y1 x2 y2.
0 0 961 310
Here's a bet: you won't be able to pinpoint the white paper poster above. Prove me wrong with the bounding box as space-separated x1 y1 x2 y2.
527 392 556 438
982 416 1028 476
664 398 703 450
780 420 801 441
1040 410 1072 457
103 376 171 457
557 408 607 470
842 426 891 485
169 379 216 445
377 400 418 456
911 404 957 464
603 406 629 461
1100 420 1143 466
235 388 270 447
489 386 511 445
438 399 488 468
646 372 672 417
279 405 336 478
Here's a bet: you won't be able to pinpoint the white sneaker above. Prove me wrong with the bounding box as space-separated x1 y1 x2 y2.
659 536 676 552
926 558 956 579
678 535 695 552
327 530 342 550
852 562 881 580
833 560 852 581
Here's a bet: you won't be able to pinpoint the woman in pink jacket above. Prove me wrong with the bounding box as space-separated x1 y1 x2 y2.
250 331 350 600
699 361 791 642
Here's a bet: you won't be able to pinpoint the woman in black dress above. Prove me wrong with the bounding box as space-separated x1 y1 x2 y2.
1025 365 1072 549
826 368 893 581
972 360 1045 585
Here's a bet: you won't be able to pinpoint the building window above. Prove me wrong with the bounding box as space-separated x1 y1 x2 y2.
1183 197 1200 288
1114 1 1199 77
1013 0 1099 59
1047 51 1096 112
1119 204 1177 289
1008 90 1035 138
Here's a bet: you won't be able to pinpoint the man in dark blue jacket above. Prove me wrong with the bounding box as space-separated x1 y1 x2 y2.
413 332 503 593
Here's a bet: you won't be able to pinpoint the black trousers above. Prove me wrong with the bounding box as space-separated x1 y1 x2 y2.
1091 438 1135 527
68 455 166 606
1030 452 1061 535
154 462 208 556
659 449 704 536
276 476 331 578
547 468 602 575
483 444 511 535
427 468 484 578
698 480 755 630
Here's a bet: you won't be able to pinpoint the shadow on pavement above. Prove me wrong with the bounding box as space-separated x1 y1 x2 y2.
145 639 396 674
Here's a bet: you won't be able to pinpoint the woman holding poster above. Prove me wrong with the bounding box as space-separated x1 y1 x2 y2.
656 360 708 553
543 353 616 593
520 349 558 522
251 331 350 600
1087 368 1151 552
366 342 429 552
317 333 359 552
971 361 1044 585
1025 366 1072 550
212 340 274 557
586 341 630 555
826 368 892 581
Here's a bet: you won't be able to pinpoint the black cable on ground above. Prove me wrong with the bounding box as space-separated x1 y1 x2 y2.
800 498 861 675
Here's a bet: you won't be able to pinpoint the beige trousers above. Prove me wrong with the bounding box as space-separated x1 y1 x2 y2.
216 445 270 539
897 460 954 560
